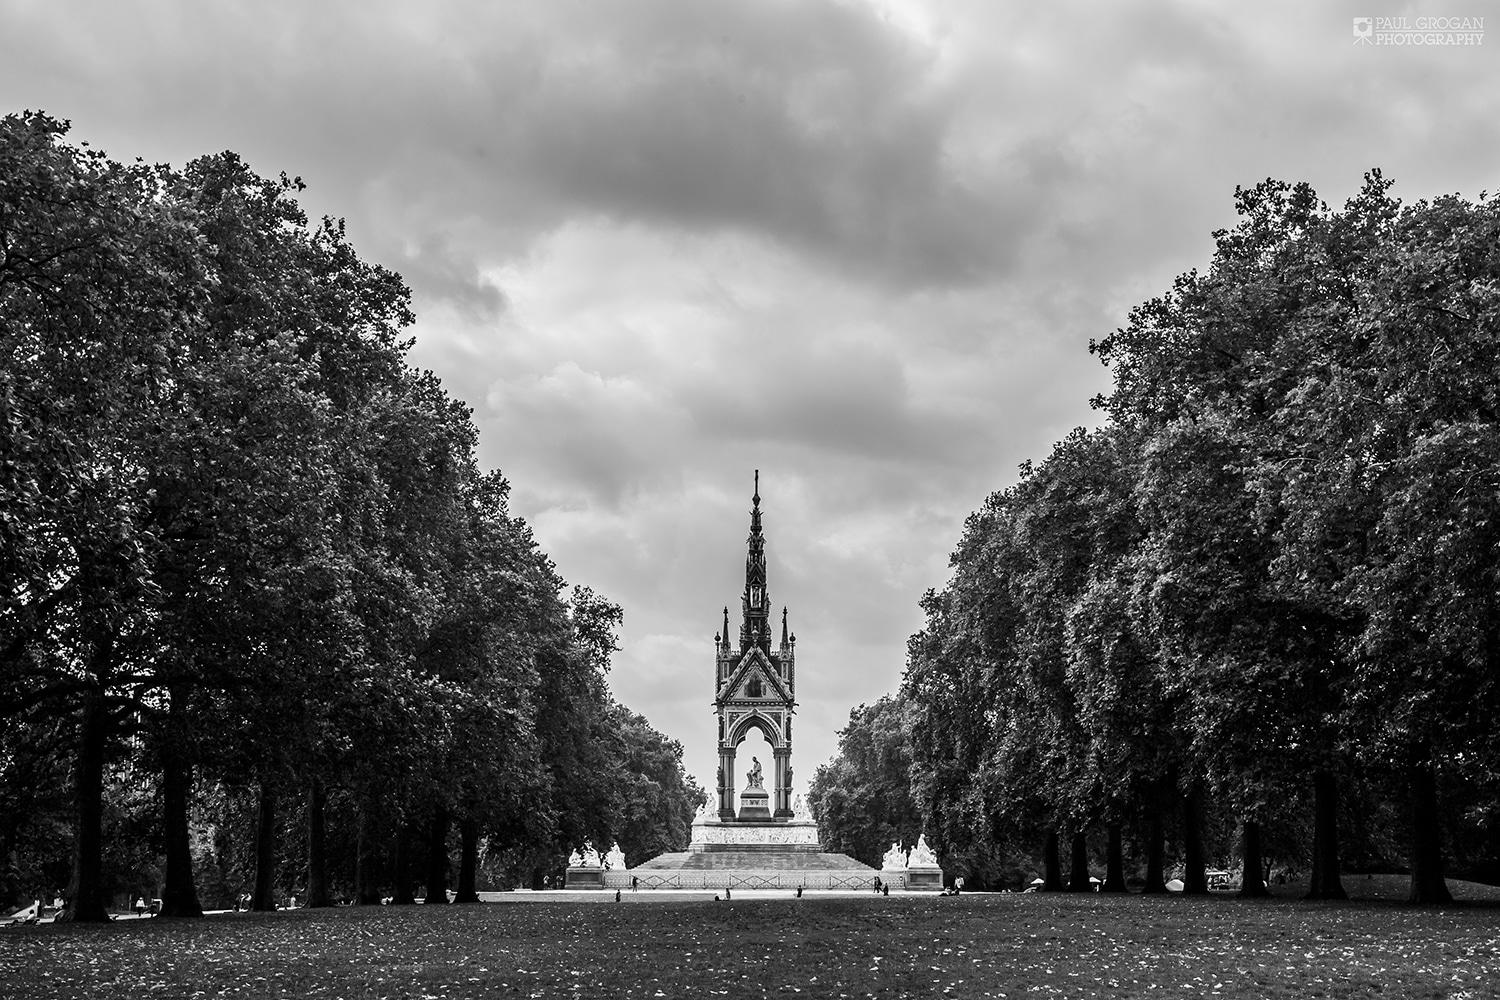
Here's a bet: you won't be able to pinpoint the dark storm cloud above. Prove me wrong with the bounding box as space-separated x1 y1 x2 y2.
6 0 1498 787
7 0 1497 316
0 0 1035 299
473 0 1032 286
496 65 1014 287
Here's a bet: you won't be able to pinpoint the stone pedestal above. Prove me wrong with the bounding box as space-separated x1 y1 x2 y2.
564 866 605 889
564 844 606 889
904 834 943 891
690 818 821 851
738 785 772 821
904 866 943 890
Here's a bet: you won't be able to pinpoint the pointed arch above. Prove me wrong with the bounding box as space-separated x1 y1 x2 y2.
729 712 785 750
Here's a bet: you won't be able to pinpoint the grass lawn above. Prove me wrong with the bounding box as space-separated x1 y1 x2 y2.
3 888 1498 999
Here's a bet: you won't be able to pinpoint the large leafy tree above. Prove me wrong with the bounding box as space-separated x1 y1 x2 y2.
1094 172 1500 902
1 111 212 921
1051 424 1181 893
1284 183 1500 903
903 496 1032 888
609 703 706 868
4 114 699 919
895 171 1499 907
1093 179 1373 900
809 694 922 868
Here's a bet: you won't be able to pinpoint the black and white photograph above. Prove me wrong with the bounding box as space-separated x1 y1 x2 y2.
2 2 1497 996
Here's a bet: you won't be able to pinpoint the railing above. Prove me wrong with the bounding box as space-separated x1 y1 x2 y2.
632 873 682 890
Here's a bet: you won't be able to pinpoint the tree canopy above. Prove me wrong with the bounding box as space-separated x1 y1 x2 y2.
820 171 1500 903
1 112 696 918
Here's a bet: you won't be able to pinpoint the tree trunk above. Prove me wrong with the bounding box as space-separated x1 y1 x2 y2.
354 804 382 905
158 692 203 917
306 779 331 907
1142 795 1168 893
251 780 279 911
391 823 416 904
1407 747 1452 904
423 806 450 904
1042 830 1064 891
455 819 481 903
1305 770 1347 900
58 687 110 923
1068 830 1091 891
1306 826 1323 898
1102 823 1127 892
1238 819 1269 898
1181 786 1208 895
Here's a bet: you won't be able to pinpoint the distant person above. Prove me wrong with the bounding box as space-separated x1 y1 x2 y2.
134 897 145 917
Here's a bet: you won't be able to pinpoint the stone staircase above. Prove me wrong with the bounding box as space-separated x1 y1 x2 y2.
636 850 873 871
610 846 886 890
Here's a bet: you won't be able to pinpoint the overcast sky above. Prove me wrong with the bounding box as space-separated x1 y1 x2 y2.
4 0 1496 808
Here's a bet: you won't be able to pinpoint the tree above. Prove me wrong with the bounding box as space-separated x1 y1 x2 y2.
1 111 211 921
610 703 706 868
1095 171 1500 902
904 499 1035 889
1298 187 1500 903
809 695 922 868
3 111 708 919
525 587 625 881
1093 179 1371 899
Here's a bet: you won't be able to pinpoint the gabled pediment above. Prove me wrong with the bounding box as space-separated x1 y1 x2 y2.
718 647 792 706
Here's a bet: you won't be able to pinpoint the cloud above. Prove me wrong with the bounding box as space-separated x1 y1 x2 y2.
484 0 1026 286
396 236 509 322
0 0 1044 293
6 0 1500 793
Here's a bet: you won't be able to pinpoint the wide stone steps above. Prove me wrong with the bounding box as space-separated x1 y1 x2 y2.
634 851 875 872
604 868 892 891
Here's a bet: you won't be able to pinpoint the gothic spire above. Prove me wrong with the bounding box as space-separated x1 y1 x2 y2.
740 470 771 652
749 469 762 537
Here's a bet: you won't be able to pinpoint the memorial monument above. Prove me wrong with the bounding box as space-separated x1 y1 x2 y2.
605 474 893 889
711 470 798 821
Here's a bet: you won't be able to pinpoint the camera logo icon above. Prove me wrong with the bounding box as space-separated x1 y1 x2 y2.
1353 17 1374 43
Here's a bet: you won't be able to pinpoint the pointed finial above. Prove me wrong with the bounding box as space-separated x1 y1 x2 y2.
753 469 760 506
781 606 789 646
